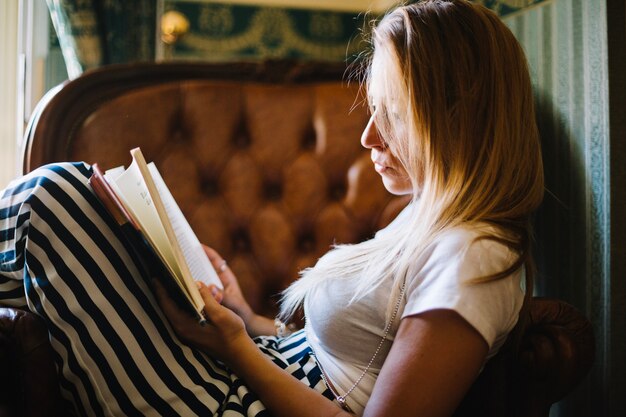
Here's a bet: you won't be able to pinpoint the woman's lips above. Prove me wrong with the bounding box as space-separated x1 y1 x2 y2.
373 159 394 174
374 162 387 174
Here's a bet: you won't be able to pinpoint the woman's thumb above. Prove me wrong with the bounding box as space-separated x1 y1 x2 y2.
197 282 222 316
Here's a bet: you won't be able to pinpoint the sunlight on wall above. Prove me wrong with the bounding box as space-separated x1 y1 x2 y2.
0 1 19 189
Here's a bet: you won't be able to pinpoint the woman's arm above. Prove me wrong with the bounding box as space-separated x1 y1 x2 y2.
155 280 351 417
233 309 489 417
363 310 488 417
156 280 488 417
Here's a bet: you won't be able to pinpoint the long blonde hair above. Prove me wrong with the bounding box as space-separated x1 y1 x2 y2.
280 0 544 321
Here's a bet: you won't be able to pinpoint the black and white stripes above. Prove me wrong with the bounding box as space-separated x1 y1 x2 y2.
0 162 332 417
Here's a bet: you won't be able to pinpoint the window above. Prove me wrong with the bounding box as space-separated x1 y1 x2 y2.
0 0 67 188
0 1 20 188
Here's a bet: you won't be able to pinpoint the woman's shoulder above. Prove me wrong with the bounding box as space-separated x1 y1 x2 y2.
431 222 504 248
403 223 525 352
421 223 518 282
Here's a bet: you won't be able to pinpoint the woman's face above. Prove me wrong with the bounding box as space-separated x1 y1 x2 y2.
360 111 413 195
363 49 416 195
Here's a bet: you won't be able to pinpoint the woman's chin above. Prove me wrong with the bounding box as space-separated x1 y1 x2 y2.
381 178 413 196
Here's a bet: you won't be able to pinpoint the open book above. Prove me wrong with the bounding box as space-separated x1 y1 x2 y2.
89 147 222 323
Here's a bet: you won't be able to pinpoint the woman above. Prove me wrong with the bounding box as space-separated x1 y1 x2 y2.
0 1 543 416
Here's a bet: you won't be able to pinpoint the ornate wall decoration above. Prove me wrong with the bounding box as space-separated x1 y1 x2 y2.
45 0 551 74
164 1 549 62
475 0 549 16
166 2 370 62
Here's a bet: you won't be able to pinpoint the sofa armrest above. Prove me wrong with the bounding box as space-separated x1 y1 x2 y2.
0 307 63 417
454 297 595 417
515 298 595 417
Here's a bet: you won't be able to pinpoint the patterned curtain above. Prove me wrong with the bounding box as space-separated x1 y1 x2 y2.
46 0 156 79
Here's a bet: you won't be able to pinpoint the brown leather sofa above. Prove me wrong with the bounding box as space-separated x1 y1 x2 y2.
1 61 594 417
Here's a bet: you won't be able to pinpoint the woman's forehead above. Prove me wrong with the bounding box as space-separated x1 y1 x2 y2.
368 55 404 107
368 54 388 101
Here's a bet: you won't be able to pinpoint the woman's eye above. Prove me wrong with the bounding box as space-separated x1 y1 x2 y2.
390 105 403 120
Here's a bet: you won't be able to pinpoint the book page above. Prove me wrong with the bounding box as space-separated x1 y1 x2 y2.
148 164 222 289
103 166 125 181
105 159 185 287
129 149 206 314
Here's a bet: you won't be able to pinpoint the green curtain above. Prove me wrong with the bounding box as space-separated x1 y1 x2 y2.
46 0 156 79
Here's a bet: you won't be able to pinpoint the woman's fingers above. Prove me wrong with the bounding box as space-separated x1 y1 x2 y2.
153 280 201 342
155 279 246 359
202 245 225 272
198 282 224 318
202 245 220 262
201 245 233 285
208 284 224 303
198 282 245 336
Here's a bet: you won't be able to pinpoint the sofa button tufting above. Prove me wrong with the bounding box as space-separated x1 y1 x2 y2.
201 178 219 197
301 124 317 150
297 232 315 253
263 181 283 201
330 183 347 201
232 229 251 252
233 134 251 148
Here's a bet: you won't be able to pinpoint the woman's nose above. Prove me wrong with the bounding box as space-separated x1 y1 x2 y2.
361 115 384 149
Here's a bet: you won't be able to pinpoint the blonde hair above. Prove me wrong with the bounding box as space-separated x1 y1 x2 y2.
280 0 544 321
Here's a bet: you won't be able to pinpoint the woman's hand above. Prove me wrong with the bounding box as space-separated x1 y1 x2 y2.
202 245 254 323
203 245 277 337
153 279 253 363
155 280 351 417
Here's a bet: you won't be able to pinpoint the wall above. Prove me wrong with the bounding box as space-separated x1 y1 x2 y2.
0 0 20 188
505 0 624 416
162 1 552 62
476 0 550 15
162 1 371 62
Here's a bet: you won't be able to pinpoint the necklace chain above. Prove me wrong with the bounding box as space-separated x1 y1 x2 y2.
315 280 407 409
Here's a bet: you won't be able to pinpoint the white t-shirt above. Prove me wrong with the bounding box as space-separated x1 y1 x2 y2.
304 214 524 415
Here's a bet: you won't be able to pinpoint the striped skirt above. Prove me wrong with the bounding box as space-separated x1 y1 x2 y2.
0 162 333 416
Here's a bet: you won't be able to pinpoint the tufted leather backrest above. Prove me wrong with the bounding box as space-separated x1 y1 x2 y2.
23 62 408 317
